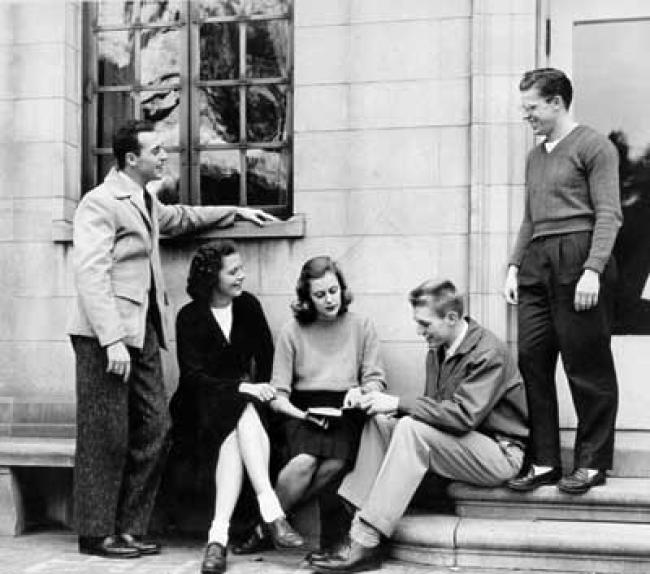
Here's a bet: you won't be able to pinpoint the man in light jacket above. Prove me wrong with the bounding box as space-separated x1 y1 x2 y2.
68 120 276 558
311 279 529 573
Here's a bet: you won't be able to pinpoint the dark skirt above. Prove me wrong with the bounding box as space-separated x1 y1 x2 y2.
162 381 282 536
283 390 367 463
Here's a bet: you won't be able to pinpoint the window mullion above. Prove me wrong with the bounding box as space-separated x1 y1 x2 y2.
189 1 201 205
239 20 247 206
178 0 192 205
133 25 141 120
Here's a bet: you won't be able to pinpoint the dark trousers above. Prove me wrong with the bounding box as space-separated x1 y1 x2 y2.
71 317 170 537
517 232 618 470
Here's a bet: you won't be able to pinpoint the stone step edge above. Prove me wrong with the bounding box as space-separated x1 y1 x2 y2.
448 477 650 507
391 515 650 573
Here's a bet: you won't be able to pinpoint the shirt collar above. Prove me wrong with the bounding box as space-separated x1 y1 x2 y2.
445 318 469 359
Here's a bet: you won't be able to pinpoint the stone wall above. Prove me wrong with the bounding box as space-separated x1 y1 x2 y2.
0 0 541 435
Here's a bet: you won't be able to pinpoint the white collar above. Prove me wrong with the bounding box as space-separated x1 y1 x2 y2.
445 319 468 359
544 123 579 151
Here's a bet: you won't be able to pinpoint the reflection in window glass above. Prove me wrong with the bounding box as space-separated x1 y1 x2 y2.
140 0 183 25
198 0 243 18
250 0 289 17
97 92 134 148
88 0 293 212
98 31 134 86
247 85 287 143
97 1 135 27
246 20 288 78
200 150 242 205
199 87 240 145
200 23 239 80
141 89 180 147
246 149 287 206
141 28 180 87
574 20 650 334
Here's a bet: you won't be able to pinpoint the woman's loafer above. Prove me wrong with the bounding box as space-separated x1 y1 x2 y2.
266 517 304 549
201 542 227 574
231 525 273 555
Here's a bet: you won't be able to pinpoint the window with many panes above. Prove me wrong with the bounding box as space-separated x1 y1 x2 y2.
83 0 293 216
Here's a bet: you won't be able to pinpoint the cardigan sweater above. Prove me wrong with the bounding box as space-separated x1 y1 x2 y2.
509 125 622 274
171 291 274 448
271 312 386 396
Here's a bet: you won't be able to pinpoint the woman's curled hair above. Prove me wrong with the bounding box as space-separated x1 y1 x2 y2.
291 256 353 324
186 240 239 302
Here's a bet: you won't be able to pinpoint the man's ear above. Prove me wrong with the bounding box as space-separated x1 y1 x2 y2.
445 310 460 324
125 151 138 167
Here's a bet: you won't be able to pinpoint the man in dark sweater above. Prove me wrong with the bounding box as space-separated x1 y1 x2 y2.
504 68 622 495
311 279 528 573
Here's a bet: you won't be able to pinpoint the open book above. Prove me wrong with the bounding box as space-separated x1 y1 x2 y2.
306 406 342 418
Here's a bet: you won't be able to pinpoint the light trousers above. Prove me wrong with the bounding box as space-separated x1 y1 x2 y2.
339 415 523 537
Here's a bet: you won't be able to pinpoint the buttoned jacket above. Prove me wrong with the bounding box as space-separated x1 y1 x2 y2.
68 169 238 349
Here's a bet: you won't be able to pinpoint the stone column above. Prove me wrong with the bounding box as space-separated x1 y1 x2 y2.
468 0 538 343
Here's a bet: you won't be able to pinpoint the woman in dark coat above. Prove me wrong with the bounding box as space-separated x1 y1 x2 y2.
169 240 303 574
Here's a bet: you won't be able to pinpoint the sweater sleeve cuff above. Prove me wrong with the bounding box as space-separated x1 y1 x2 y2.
583 259 605 274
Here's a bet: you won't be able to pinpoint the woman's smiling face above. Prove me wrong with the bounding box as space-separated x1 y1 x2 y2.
215 252 245 301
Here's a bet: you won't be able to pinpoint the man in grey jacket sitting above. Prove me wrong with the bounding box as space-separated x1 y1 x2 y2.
312 279 529 573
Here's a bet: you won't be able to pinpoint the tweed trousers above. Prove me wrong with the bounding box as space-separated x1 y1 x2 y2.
71 315 170 537
339 415 523 537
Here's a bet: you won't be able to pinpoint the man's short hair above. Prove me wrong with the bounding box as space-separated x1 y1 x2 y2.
408 279 464 318
519 68 573 110
113 120 155 170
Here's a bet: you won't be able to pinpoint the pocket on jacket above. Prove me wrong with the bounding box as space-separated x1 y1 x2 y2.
113 281 147 304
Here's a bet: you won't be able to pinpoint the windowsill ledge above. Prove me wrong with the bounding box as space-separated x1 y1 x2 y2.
52 214 306 244
163 213 306 242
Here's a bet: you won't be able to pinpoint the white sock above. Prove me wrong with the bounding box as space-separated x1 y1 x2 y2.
532 464 554 475
208 518 229 546
350 514 381 548
257 490 284 523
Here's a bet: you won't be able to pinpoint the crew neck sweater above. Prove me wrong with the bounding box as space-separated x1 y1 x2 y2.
270 312 385 396
509 125 622 273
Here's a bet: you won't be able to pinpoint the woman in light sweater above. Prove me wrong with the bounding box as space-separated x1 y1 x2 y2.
270 256 386 560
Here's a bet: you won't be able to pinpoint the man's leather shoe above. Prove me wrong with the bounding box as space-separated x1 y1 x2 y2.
306 537 351 563
311 541 382 573
231 525 273 555
120 533 161 555
507 466 562 492
78 535 140 559
265 517 304 549
201 542 227 574
557 468 606 495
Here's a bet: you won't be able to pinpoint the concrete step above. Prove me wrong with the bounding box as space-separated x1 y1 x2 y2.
390 514 650 573
449 477 650 522
561 430 650 477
